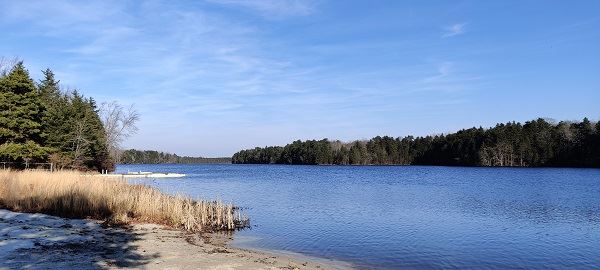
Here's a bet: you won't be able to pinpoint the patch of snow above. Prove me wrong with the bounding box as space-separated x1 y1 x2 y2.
0 209 102 259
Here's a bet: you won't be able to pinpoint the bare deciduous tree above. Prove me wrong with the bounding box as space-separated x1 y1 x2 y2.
99 101 140 162
0 56 20 76
480 142 517 167
70 119 91 168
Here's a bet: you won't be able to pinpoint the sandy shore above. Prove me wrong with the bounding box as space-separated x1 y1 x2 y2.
0 209 353 269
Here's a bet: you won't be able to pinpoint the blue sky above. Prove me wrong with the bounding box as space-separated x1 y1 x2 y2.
1 0 598 156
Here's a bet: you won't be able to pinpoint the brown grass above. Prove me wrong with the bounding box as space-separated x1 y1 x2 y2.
0 170 248 232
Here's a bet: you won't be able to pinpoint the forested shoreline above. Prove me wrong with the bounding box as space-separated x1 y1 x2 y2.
0 61 114 171
120 149 231 164
1 60 139 172
3 61 598 169
232 118 600 168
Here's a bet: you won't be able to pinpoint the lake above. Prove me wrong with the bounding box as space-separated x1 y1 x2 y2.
117 164 600 269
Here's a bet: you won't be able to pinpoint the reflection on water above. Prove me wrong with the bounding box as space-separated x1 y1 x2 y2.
119 164 600 269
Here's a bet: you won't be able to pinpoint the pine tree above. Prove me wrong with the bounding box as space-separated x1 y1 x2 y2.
0 62 49 163
38 69 69 155
38 68 61 100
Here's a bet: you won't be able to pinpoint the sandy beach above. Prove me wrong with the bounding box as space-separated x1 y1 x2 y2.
0 209 352 270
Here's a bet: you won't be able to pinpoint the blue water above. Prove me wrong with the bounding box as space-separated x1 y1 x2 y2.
117 164 600 269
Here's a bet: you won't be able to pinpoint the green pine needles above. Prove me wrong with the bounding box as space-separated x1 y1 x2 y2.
0 61 113 171
233 118 600 168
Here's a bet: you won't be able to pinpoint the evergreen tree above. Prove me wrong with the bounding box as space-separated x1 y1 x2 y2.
0 61 124 171
232 117 599 168
38 68 61 100
38 69 68 155
0 62 49 163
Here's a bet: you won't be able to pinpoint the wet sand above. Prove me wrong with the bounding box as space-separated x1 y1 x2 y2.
0 209 353 269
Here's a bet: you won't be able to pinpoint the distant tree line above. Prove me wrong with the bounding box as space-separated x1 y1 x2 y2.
120 149 231 164
0 60 113 171
232 118 600 167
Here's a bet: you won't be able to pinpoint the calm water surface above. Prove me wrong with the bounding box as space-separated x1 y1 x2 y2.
117 164 600 269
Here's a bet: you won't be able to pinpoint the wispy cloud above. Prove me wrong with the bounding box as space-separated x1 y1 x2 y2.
0 0 332 147
206 0 315 18
442 23 467 37
0 1 488 155
396 61 483 95
436 62 452 78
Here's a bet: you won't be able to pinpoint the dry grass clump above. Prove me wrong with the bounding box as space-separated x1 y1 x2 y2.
0 170 248 232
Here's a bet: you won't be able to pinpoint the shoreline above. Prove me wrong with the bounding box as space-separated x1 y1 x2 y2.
0 209 352 269
230 236 355 270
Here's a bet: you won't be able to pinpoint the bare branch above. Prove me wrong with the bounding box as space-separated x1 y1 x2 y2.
99 101 140 161
0 56 20 77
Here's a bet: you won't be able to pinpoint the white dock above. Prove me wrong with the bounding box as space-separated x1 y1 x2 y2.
97 172 186 178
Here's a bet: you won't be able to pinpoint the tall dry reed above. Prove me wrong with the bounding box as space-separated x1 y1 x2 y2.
0 170 248 232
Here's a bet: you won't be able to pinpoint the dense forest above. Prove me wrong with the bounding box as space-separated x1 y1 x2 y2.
0 60 114 171
120 149 231 164
232 118 600 168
